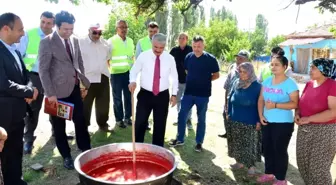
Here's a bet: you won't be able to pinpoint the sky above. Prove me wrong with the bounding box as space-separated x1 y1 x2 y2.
0 0 334 38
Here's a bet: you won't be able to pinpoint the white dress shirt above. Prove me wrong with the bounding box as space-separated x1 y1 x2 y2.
79 36 110 83
56 31 75 54
130 50 178 95
0 39 22 73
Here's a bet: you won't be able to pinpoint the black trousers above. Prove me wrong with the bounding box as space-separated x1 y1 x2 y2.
135 89 169 147
24 72 44 143
262 123 294 180
83 75 110 127
51 85 91 158
1 122 27 185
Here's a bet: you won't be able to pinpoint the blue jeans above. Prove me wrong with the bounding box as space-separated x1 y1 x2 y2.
177 95 209 144
176 83 192 121
110 72 131 122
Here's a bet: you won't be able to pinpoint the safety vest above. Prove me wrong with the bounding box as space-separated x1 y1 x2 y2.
23 28 40 71
261 66 272 81
110 35 134 74
139 36 152 52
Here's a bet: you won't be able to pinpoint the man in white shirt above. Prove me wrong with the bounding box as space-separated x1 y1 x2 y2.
129 33 178 147
79 23 111 131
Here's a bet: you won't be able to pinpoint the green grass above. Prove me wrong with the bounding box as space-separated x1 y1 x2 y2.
22 76 336 185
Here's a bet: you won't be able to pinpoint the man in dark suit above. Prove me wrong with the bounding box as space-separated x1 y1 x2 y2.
0 13 38 185
38 11 91 170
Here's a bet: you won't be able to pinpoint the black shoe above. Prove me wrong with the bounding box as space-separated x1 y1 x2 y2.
23 142 34 155
218 133 227 138
63 157 74 170
116 121 127 128
124 119 132 126
168 139 184 147
195 144 203 152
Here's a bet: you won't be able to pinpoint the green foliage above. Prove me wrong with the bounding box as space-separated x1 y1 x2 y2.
188 19 250 62
329 26 336 37
47 0 111 5
210 7 237 23
223 32 251 62
250 14 268 57
316 0 336 13
265 35 286 55
48 0 336 15
103 3 147 43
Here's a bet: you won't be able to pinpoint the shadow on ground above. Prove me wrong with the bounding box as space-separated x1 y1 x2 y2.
169 128 234 185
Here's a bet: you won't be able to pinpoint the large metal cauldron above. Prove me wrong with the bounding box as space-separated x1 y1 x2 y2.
74 143 177 185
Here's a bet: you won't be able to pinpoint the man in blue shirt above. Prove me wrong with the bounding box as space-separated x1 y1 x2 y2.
169 36 220 152
17 12 72 154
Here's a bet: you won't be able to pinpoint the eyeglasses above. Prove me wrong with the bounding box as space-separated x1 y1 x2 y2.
92 30 102 35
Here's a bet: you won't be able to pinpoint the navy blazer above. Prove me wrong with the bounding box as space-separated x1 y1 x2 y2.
0 41 34 132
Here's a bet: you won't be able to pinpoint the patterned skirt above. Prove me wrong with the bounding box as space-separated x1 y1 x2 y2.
227 120 262 168
296 123 336 185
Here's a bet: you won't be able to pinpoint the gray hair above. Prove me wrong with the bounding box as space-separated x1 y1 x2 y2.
115 19 127 28
152 33 166 45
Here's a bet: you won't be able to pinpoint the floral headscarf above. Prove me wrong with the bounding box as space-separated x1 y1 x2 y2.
312 58 334 78
234 62 257 90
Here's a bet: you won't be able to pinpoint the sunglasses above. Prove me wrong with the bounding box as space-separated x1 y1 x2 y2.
92 30 102 35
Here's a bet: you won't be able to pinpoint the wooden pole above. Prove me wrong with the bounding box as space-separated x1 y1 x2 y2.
131 92 137 179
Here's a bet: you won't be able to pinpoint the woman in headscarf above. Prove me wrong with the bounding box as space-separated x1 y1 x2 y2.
226 62 262 176
295 58 336 185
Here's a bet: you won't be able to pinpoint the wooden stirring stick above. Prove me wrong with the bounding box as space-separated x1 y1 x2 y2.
131 92 137 179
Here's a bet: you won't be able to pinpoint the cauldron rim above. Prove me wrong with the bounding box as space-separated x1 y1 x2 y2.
74 142 178 185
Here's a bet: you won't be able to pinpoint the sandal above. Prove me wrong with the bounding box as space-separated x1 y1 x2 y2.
272 180 288 185
257 174 275 183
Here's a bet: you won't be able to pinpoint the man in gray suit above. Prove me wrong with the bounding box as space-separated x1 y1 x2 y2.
38 11 91 170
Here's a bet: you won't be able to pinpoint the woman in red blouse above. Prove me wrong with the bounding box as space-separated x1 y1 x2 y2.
295 58 336 185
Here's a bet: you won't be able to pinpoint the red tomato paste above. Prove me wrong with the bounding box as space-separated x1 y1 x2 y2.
81 151 173 182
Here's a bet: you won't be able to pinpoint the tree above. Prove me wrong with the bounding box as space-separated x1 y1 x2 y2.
103 3 147 43
250 14 268 57
255 14 268 35
223 32 251 62
210 7 237 23
265 35 286 55
187 19 250 61
329 26 336 37
47 0 336 16
295 0 336 13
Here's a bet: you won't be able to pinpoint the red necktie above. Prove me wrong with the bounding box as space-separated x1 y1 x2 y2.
65 39 79 85
152 56 160 96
